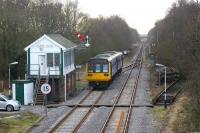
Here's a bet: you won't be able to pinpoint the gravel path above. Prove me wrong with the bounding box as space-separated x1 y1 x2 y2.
61 88 91 105
29 106 71 133
21 105 44 115
128 65 158 133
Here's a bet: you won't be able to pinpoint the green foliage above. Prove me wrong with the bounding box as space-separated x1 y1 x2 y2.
0 0 85 80
148 0 200 75
76 15 139 64
0 112 41 133
0 0 139 83
148 0 200 130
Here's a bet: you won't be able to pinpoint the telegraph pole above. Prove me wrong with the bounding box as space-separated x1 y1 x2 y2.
164 66 167 109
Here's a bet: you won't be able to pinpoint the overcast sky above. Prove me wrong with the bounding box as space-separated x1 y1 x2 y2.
59 0 177 34
78 0 177 34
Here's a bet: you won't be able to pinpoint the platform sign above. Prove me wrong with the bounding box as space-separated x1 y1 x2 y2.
41 83 51 95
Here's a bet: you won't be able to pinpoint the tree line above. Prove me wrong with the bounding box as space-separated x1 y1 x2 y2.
76 16 139 63
0 0 139 82
148 0 200 131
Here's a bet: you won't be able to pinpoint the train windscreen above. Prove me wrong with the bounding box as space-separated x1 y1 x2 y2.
88 59 108 73
103 64 108 72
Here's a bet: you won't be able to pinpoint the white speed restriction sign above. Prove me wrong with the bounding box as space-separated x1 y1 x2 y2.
41 83 51 94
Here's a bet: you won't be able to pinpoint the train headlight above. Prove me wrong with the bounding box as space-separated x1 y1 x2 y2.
104 74 109 76
88 74 93 76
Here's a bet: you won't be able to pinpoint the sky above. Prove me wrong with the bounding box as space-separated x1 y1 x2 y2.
77 0 177 35
58 0 177 34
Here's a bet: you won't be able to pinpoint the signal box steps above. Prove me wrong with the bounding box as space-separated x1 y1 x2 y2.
35 78 47 105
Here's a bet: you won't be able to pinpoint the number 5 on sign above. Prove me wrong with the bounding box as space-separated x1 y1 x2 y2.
41 83 51 94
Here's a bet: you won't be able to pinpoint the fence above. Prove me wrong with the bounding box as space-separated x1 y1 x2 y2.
0 80 9 90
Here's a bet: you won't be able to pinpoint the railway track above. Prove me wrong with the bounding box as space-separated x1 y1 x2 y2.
48 90 105 133
48 46 144 133
100 47 143 133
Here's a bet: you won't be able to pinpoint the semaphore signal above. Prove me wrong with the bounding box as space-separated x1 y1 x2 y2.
75 32 91 47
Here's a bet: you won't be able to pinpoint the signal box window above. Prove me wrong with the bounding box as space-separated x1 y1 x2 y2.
47 53 60 67
54 53 60 66
47 53 53 67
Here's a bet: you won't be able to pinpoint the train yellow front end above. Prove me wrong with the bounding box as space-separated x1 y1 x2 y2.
85 51 123 88
86 61 111 88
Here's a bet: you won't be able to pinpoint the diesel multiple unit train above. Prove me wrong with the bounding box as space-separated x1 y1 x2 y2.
86 51 123 88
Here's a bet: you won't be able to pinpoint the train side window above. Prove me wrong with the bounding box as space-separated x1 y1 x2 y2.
96 64 101 72
103 64 108 72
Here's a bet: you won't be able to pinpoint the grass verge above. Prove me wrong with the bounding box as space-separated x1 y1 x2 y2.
148 61 191 132
0 89 10 96
76 66 88 91
0 112 41 133
76 80 88 91
163 92 188 133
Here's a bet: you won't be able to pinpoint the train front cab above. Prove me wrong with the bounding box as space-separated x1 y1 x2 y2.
86 59 111 88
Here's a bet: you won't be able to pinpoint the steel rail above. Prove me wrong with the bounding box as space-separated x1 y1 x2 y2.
62 104 153 108
152 79 178 104
49 46 144 133
48 89 93 133
122 63 135 69
72 91 105 133
99 47 143 133
122 64 138 73
123 49 143 133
